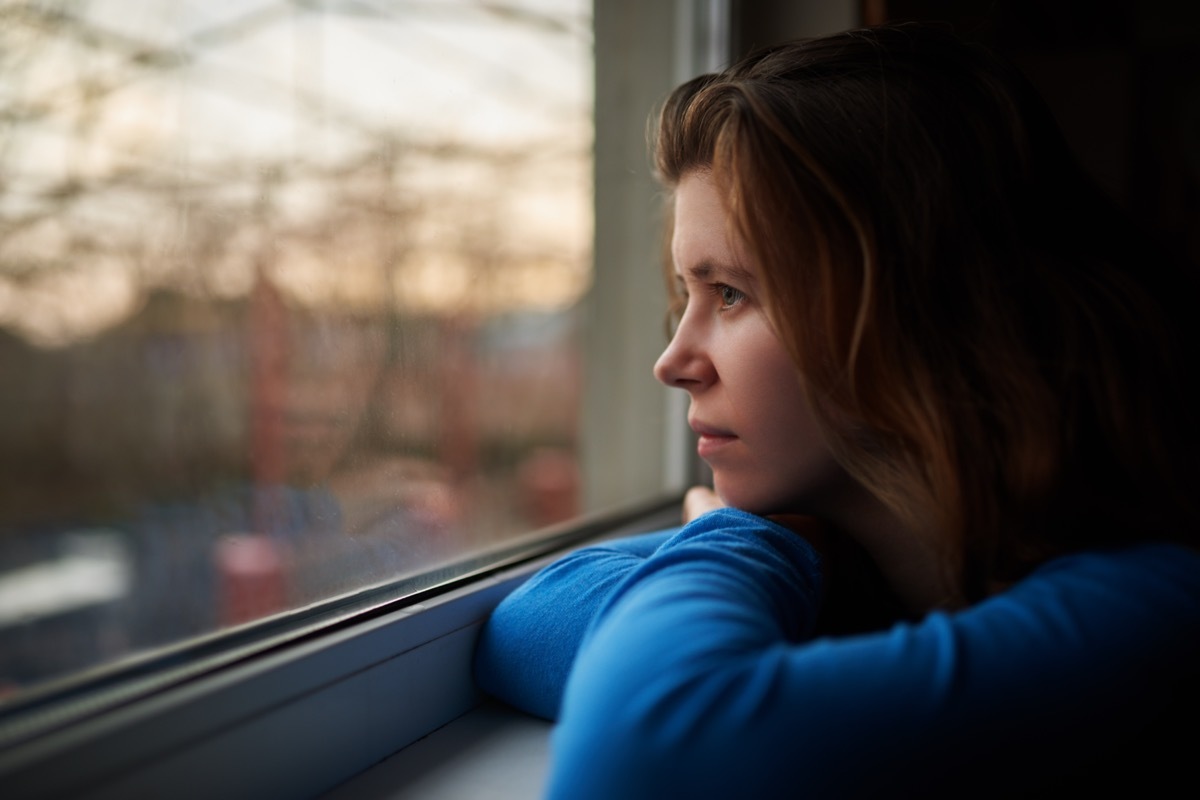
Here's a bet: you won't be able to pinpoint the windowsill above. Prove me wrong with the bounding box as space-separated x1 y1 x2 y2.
324 502 690 798
0 501 680 798
321 700 553 800
319 504 691 798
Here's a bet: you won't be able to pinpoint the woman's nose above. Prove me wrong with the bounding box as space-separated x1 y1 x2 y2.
653 315 713 389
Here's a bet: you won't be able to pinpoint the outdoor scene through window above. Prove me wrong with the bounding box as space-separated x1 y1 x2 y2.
0 0 592 702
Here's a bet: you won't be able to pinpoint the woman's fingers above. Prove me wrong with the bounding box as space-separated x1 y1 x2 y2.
682 486 724 523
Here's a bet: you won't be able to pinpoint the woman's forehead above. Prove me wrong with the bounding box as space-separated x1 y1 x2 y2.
671 172 756 280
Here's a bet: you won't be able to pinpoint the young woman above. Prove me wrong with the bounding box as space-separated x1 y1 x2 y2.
473 23 1200 798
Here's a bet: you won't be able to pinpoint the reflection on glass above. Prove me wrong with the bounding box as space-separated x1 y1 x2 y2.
0 0 591 701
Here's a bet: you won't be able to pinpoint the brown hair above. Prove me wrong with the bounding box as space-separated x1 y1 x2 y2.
654 23 1199 601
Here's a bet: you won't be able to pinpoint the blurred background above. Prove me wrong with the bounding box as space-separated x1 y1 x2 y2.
0 0 591 698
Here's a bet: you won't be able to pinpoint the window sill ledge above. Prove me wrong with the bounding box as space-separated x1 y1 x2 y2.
1 501 679 799
322 700 553 800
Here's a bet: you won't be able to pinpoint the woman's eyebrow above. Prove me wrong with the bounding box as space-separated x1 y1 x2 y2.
685 261 756 285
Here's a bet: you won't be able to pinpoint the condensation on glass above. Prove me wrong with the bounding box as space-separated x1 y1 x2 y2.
0 0 592 702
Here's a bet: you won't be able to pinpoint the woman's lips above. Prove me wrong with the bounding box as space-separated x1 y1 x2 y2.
691 420 737 459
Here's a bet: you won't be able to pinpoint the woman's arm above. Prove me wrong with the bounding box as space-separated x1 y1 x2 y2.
472 527 676 720
545 511 1200 798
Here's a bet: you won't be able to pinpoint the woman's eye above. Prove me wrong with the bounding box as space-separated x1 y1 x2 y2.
714 284 745 309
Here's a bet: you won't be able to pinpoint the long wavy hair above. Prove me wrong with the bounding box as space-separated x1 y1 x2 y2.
654 23 1200 602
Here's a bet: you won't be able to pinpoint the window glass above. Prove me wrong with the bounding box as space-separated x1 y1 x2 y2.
0 0 592 702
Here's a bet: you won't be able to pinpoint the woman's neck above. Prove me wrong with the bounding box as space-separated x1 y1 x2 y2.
824 488 963 614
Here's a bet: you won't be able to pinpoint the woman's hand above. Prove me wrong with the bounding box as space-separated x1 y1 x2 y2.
683 486 821 547
679 486 905 633
682 486 724 524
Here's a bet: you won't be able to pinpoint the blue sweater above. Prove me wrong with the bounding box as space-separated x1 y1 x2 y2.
473 508 1200 798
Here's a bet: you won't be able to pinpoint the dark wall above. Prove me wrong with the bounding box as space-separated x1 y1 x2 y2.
879 0 1200 265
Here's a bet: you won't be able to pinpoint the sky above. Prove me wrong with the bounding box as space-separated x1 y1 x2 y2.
0 0 594 344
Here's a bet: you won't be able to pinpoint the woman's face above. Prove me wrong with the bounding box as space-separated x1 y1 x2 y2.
654 171 852 516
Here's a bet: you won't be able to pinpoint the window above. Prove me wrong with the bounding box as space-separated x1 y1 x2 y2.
0 1 903 795
0 0 604 703
0 0 736 793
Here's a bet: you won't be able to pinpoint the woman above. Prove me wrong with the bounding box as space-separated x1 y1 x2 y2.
473 23 1200 798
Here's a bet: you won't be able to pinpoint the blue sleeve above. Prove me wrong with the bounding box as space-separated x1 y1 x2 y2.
545 510 1200 799
473 527 676 720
